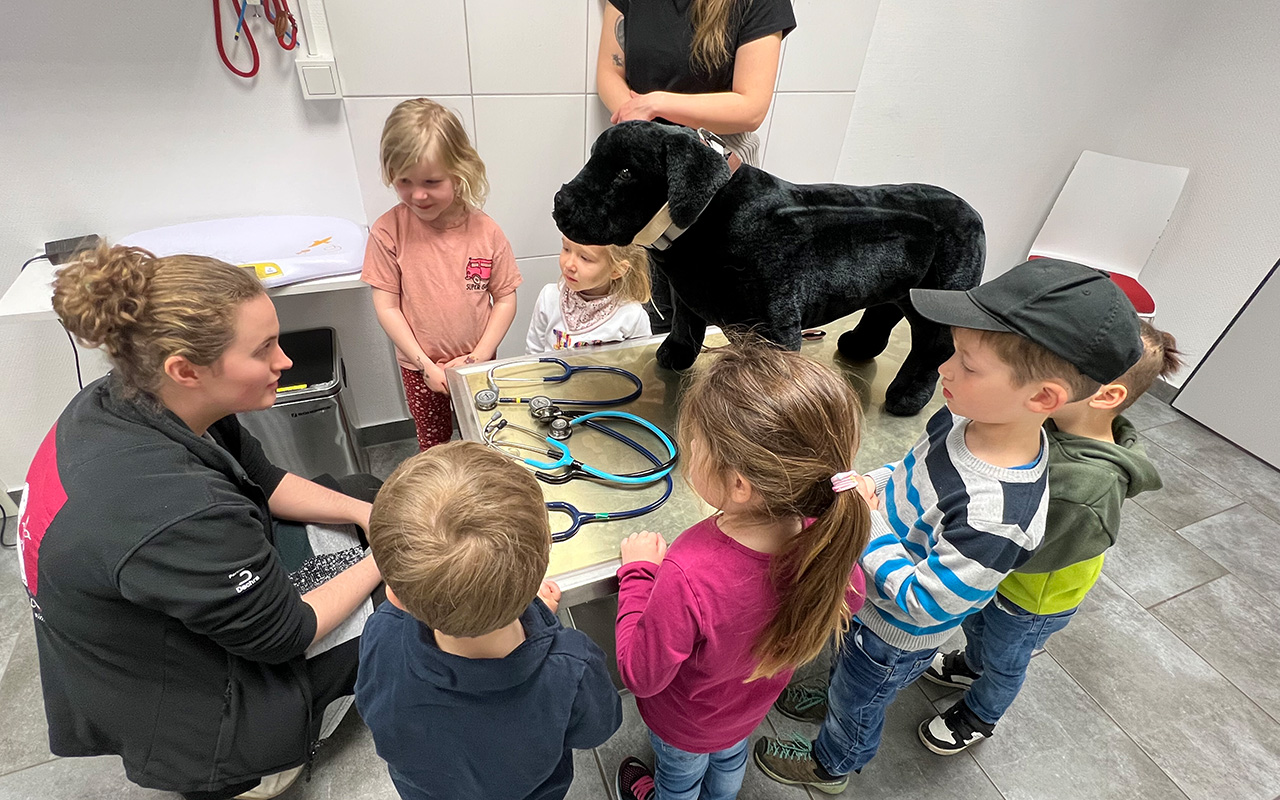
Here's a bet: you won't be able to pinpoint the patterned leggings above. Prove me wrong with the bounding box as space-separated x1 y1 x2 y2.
400 367 454 451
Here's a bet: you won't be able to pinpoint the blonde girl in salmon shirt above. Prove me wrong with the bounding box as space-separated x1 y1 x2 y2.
361 99 521 451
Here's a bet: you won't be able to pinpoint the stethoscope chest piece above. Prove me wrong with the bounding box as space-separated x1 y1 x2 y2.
548 416 572 441
474 388 499 412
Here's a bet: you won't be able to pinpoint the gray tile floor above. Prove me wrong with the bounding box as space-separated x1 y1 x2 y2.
2 392 1279 799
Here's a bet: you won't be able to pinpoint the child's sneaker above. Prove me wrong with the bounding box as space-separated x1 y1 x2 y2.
921 650 981 689
752 734 848 794
774 678 829 723
616 755 656 800
918 700 995 755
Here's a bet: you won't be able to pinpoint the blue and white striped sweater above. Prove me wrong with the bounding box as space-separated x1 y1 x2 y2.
857 409 1049 651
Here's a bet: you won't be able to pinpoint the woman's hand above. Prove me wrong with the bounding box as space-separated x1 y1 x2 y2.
537 579 563 613
611 90 664 124
620 531 668 566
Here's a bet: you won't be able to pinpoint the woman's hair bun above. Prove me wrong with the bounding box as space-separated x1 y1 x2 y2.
52 244 156 355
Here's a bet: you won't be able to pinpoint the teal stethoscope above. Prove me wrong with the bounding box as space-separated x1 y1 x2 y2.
481 405 678 542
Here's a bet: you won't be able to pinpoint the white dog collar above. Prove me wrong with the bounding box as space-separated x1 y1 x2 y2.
632 129 741 251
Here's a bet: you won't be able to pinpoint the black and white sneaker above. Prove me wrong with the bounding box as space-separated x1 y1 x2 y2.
921 650 981 689
918 700 995 755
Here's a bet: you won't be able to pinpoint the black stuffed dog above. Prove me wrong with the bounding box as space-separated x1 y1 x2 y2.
552 121 986 416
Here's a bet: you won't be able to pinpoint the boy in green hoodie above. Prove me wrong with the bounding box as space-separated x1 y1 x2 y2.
917 321 1182 754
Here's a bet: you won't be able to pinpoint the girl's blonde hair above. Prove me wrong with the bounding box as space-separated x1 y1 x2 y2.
52 244 264 399
690 0 738 74
600 243 652 305
680 338 871 681
380 98 489 209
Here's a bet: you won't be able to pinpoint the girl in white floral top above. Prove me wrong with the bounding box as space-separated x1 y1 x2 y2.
525 237 653 353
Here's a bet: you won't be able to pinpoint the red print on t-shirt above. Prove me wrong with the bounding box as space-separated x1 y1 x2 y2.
465 257 493 291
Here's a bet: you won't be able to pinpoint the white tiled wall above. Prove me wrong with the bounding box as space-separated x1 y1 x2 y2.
472 94 586 259
465 0 588 95
326 0 471 96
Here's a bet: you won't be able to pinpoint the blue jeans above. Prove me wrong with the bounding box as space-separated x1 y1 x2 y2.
649 730 749 800
813 617 937 776
961 594 1077 725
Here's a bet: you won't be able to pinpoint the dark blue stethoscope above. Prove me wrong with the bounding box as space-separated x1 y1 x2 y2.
477 357 643 411
481 406 678 542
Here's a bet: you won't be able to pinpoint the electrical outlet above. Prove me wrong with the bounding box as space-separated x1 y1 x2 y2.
44 234 103 266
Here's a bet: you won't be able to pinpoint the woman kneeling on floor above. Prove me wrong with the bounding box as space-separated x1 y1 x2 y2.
19 244 383 800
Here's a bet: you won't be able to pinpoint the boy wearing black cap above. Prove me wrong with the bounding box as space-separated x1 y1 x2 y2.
754 259 1143 793
918 320 1181 754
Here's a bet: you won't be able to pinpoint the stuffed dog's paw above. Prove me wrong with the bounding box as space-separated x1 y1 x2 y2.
655 338 699 371
837 330 891 362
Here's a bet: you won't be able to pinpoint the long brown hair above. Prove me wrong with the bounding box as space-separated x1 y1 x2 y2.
52 244 264 399
679 339 871 680
690 0 738 74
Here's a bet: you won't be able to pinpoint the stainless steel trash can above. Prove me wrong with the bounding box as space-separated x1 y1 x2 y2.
238 327 368 478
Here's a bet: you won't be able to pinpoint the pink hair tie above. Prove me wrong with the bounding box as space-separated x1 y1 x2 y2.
831 470 860 493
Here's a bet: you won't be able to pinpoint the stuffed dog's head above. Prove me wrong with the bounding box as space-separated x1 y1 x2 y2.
553 121 733 247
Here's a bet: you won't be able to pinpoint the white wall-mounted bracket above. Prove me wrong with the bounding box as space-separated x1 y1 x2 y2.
294 0 342 99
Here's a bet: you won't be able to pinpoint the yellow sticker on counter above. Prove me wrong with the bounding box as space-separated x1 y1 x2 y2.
239 262 283 279
276 384 308 393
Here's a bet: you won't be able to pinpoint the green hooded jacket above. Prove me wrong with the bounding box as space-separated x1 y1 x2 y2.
998 416 1162 614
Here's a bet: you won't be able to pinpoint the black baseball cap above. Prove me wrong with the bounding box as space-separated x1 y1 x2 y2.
910 258 1143 383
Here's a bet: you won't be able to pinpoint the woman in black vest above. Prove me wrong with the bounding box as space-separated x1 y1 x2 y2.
21 244 382 800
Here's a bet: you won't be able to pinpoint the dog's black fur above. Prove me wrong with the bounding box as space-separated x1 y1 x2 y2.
552 121 986 416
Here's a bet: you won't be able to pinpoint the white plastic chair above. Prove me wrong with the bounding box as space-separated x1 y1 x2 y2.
1030 150 1189 320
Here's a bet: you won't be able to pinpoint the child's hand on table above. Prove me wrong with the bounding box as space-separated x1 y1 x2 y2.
537 579 562 613
620 531 667 566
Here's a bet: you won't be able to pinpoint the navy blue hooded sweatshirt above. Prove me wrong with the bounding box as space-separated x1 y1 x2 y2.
356 599 622 800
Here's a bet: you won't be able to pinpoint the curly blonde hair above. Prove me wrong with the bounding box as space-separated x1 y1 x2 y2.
52 244 264 399
380 98 489 210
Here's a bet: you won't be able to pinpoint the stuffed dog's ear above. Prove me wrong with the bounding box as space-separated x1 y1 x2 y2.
664 129 733 229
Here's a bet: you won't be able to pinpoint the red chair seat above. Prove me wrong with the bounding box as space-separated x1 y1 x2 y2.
1027 254 1155 315
1106 272 1156 316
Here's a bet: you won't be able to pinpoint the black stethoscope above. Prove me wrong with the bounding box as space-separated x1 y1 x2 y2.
474 357 644 412
481 405 678 542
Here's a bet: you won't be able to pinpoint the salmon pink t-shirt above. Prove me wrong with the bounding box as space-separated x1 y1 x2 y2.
615 515 867 753
361 205 521 368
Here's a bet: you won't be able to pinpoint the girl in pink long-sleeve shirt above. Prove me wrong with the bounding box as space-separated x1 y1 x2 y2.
613 342 873 800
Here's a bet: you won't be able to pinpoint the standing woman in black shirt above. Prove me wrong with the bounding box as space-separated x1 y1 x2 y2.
596 0 796 166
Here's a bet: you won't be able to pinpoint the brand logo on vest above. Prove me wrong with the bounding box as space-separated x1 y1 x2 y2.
229 568 261 594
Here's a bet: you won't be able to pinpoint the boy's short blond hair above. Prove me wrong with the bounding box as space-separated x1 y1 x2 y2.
380 98 489 209
368 441 550 637
976 329 1101 401
1114 321 1183 412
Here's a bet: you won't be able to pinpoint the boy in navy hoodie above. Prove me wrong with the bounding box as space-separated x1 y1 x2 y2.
356 441 622 800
